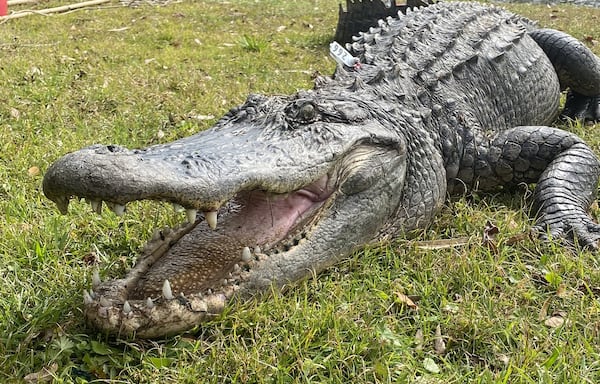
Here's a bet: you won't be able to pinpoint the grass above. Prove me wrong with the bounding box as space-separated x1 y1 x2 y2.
1 0 600 382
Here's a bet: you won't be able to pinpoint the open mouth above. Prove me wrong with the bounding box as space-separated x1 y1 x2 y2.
77 173 336 337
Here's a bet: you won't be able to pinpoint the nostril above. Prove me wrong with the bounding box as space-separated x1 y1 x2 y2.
106 145 119 153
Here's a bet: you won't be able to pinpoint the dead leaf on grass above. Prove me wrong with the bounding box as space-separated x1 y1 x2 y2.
28 166 40 177
538 297 552 321
395 292 419 310
482 220 499 252
10 107 20 119
544 311 568 328
505 231 530 246
545 315 565 328
434 324 446 355
24 363 58 383
414 328 424 351
423 357 440 373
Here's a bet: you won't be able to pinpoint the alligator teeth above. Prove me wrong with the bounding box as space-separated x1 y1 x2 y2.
111 203 125 216
146 297 154 309
241 246 252 262
55 196 70 214
205 211 217 230
186 209 197 224
83 290 93 305
172 203 185 213
122 300 132 314
162 279 174 300
89 199 102 214
254 246 261 254
92 268 101 288
233 263 241 273
89 289 95 299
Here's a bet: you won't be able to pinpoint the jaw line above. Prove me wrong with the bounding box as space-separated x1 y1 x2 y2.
82 176 336 337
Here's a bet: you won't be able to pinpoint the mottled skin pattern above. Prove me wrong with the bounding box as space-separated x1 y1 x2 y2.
43 2 600 337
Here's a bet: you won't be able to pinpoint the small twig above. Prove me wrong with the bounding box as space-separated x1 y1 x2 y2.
0 0 110 20
7 0 39 5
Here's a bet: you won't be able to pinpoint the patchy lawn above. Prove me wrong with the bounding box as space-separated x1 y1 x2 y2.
1 0 599 382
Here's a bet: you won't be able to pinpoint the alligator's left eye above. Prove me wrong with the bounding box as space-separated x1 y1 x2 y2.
286 101 319 124
298 103 316 121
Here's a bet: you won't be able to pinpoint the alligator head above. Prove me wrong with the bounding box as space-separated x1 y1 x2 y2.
43 87 408 337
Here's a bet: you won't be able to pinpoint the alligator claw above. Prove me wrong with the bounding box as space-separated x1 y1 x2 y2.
561 91 600 123
533 216 600 251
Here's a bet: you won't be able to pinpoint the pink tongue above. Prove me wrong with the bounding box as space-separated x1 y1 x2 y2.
231 190 323 245
229 174 331 245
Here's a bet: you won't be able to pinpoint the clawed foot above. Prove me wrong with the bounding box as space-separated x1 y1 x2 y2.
533 215 600 251
561 91 600 123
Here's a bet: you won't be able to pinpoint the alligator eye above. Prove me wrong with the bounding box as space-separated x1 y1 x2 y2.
297 103 317 122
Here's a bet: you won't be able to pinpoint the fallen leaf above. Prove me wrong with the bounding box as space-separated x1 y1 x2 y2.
538 297 551 321
27 166 40 177
497 354 510 366
482 220 499 252
545 315 565 328
24 363 58 383
505 231 530 246
414 328 424 351
434 324 446 355
423 357 440 374
10 107 20 119
395 292 419 310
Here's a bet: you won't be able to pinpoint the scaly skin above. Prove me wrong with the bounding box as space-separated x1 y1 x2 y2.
43 2 600 338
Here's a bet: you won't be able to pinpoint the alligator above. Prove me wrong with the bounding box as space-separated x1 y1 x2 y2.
43 1 600 338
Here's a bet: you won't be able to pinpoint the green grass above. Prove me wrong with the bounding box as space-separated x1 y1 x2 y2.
1 0 600 382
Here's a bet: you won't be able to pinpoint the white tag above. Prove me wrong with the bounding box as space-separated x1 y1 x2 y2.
329 41 359 68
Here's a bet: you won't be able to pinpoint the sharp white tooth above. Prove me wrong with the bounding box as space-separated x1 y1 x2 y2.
123 300 132 314
254 246 261 254
186 209 197 223
112 203 125 216
173 203 185 213
83 290 93 305
89 199 101 214
241 246 252 262
89 289 96 299
92 268 101 288
55 196 70 214
233 263 241 273
162 279 174 300
205 211 217 230
207 289 212 295
146 297 154 309
99 297 111 307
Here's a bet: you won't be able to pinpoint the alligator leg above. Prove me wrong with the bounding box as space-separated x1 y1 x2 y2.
529 28 600 122
477 126 600 249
